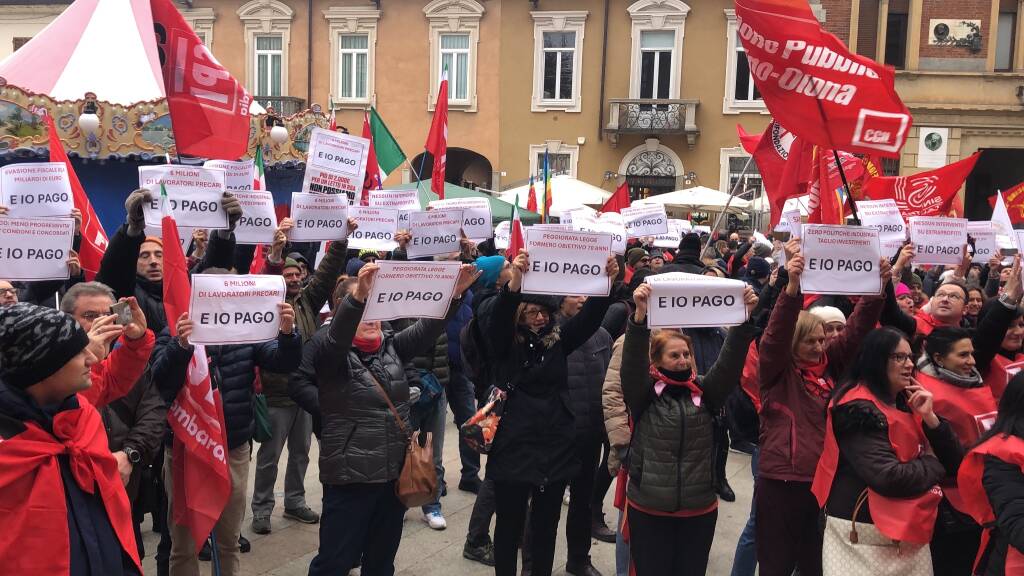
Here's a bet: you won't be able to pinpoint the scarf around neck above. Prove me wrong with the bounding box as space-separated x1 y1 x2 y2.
918 357 983 388
353 333 382 354
650 364 702 406
797 358 833 397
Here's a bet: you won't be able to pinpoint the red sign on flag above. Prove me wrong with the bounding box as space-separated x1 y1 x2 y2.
863 153 980 219
734 0 912 157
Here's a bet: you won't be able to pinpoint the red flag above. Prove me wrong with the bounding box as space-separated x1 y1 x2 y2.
600 181 631 214
329 111 337 132
737 124 761 154
425 72 449 199
735 0 911 157
360 112 381 206
807 148 847 225
150 0 252 159
862 153 981 219
507 194 525 261
745 121 814 229
991 181 1024 224
160 198 231 551
249 244 265 274
526 176 538 212
46 115 107 280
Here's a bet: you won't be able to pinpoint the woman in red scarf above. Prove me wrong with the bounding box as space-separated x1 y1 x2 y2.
755 241 887 576
618 282 758 575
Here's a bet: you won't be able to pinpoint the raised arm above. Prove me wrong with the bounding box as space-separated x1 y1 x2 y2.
301 220 355 313
392 264 478 361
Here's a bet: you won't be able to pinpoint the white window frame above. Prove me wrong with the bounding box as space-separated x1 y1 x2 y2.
324 7 380 108
254 35 284 96
530 11 588 113
181 7 216 49
440 33 471 103
723 9 768 114
529 141 579 180
237 0 293 97
424 0 485 112
719 147 764 198
627 0 690 99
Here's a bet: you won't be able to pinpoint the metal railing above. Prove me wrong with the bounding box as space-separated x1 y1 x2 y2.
256 96 307 116
604 98 700 147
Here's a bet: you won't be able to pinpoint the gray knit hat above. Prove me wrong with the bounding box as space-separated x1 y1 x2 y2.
0 303 89 390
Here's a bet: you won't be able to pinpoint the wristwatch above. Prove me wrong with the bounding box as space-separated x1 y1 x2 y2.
122 446 142 464
999 293 1017 309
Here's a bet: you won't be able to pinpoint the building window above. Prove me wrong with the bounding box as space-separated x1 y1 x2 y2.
255 35 283 97
340 35 369 100
440 33 470 102
324 7 379 108
529 142 579 179
530 11 587 113
627 0 690 100
997 11 1017 71
182 7 215 49
424 0 485 112
723 9 766 114
884 11 908 69
12 37 29 52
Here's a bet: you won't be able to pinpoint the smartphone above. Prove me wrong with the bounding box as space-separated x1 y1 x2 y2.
110 301 132 326
1001 247 1019 257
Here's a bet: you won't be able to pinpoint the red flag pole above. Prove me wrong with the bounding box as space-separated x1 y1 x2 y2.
813 99 862 226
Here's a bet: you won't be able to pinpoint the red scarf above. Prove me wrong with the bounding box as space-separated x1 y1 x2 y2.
353 333 382 353
649 364 703 407
0 396 140 575
798 358 833 399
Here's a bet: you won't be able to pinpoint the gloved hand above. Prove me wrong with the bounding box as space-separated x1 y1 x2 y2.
221 192 242 231
124 189 153 237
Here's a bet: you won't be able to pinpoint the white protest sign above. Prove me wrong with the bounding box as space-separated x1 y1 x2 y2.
428 197 493 240
203 160 254 192
522 228 612 297
407 209 464 258
909 216 968 266
347 206 399 251
572 211 627 254
369 188 420 210
289 192 350 242
622 204 669 238
967 222 997 264
140 165 228 229
363 260 462 322
232 191 277 245
653 219 689 248
856 199 906 258
144 224 195 255
645 272 747 328
693 225 711 235
1015 230 1024 254
494 221 511 249
188 274 286 345
800 225 882 295
777 208 803 237
1 162 73 218
561 205 597 226
0 216 75 281
302 128 370 200
531 224 573 231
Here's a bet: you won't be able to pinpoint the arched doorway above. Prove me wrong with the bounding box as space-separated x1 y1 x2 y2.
410 147 493 190
618 139 683 201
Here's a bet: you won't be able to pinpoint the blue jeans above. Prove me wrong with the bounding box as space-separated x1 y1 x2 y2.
447 370 481 481
410 387 447 514
616 507 629 576
730 447 759 576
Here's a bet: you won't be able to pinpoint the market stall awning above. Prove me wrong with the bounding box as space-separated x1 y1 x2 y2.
498 175 613 217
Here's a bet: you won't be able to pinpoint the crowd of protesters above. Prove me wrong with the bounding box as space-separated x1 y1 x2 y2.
3 192 1024 576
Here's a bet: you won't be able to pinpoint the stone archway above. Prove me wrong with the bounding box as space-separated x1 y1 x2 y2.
618 138 683 199
411 147 493 190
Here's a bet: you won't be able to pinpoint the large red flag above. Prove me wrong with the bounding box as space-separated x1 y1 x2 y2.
46 115 107 280
991 180 1024 224
807 148 848 225
160 189 232 551
734 0 911 157
743 121 814 229
600 181 631 214
862 152 981 219
360 111 382 206
425 72 449 199
150 0 252 159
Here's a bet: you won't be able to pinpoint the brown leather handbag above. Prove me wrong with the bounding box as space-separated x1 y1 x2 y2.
370 373 438 508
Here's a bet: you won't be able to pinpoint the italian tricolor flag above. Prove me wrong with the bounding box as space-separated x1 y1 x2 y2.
370 107 406 181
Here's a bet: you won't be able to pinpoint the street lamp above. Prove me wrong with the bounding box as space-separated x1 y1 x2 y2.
79 95 100 135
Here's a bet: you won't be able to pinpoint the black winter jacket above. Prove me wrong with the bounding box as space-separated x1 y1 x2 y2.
101 369 167 501
982 452 1024 575
152 329 302 449
560 313 613 441
480 287 612 486
292 294 461 485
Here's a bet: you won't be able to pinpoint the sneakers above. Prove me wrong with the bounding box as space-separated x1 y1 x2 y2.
423 510 447 530
251 515 271 535
463 540 495 566
284 506 321 524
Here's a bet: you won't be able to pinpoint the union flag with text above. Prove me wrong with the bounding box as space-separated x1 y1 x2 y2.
863 152 980 219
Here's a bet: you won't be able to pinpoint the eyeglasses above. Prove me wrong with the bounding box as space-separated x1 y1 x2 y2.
889 353 913 364
934 292 964 302
79 311 108 321
0 288 15 297
524 309 550 318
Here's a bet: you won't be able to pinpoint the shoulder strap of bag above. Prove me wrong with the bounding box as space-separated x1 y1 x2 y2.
367 369 411 442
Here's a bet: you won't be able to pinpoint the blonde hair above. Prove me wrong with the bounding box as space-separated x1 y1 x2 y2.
792 311 826 358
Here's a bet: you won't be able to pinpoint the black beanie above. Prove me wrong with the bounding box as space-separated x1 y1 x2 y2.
677 233 701 260
0 303 89 390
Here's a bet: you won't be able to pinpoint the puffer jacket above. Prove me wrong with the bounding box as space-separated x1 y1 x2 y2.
153 329 302 449
480 287 613 486
302 294 462 485
392 317 450 389
101 369 167 501
603 335 630 475
621 319 757 512
560 312 613 441
261 239 349 407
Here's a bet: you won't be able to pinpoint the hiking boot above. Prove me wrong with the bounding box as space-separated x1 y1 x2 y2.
591 512 616 544
284 506 321 524
463 540 495 566
251 515 271 535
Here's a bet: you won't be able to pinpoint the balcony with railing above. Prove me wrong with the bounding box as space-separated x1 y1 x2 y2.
604 98 700 149
256 96 307 117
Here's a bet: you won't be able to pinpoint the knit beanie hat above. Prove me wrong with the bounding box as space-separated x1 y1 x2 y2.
626 248 648 267
809 305 847 326
474 255 506 288
677 233 701 260
746 256 771 279
895 283 912 298
358 249 378 261
143 236 163 247
906 274 923 288
0 303 89 390
283 258 302 272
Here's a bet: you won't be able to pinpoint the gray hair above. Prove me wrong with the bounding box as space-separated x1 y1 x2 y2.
60 281 116 314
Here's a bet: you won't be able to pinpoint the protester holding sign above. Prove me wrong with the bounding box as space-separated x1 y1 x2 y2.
979 293 1024 402
756 241 887 576
620 282 757 575
476 249 618 576
299 261 478 575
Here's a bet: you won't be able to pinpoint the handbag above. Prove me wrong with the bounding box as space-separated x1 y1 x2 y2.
459 387 506 454
822 490 933 576
369 371 438 508
253 373 272 444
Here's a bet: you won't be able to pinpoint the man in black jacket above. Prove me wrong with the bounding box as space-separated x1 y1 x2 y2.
152 270 301 576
